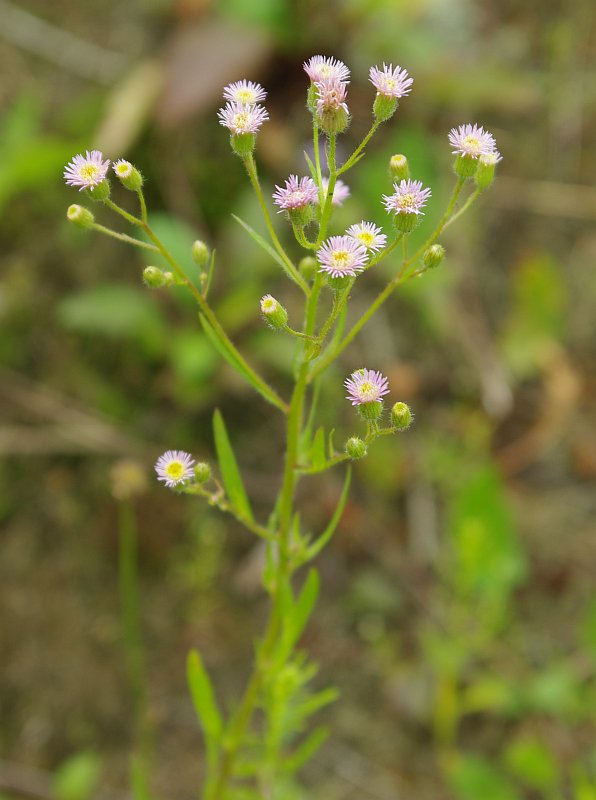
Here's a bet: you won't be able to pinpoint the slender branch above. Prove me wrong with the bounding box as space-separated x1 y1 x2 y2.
315 135 337 247
337 119 381 175
137 189 148 224
90 222 159 252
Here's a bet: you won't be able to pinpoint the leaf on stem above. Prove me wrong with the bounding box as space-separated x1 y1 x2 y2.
213 409 254 523
187 650 223 767
232 213 301 288
283 726 330 774
309 426 327 471
276 569 320 666
307 467 351 559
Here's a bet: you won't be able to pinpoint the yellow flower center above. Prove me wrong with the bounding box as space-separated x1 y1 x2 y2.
236 89 254 103
79 164 100 183
462 135 481 155
398 193 415 211
358 232 375 246
233 111 249 130
165 461 185 480
358 381 377 401
331 250 350 269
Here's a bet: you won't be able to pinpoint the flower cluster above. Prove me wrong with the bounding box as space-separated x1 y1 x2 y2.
304 55 351 134
448 123 502 179
218 80 269 156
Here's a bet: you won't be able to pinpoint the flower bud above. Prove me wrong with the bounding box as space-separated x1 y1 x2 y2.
389 154 409 181
373 94 398 122
423 244 445 269
326 274 352 293
357 401 383 421
67 204 94 229
391 212 420 234
231 132 257 157
299 256 317 281
345 436 367 460
84 179 110 201
288 204 315 227
454 154 479 179
391 402 413 430
163 271 176 286
143 266 167 288
474 153 499 190
113 159 143 191
318 107 349 136
194 462 212 484
192 240 210 267
260 295 288 329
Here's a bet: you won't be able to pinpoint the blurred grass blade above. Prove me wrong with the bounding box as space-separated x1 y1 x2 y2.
283 726 329 774
307 467 351 558
232 213 301 288
187 650 223 768
200 314 286 412
213 409 254 522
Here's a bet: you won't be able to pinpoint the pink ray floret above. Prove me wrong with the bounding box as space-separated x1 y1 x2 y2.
218 101 269 134
346 221 387 252
155 450 195 488
64 150 110 191
322 177 350 206
223 80 267 105
383 179 432 216
315 77 349 115
369 63 413 98
304 55 350 84
448 123 499 159
272 175 318 211
345 368 390 406
317 235 368 279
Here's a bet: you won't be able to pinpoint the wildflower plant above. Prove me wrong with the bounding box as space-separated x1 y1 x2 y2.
64 54 501 798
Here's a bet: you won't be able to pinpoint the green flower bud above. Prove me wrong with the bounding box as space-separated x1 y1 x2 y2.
389 154 409 181
474 152 499 191
288 204 315 227
194 462 211 484
358 401 383 421
454 154 479 179
143 266 167 288
306 84 318 114
299 257 316 281
345 436 367 460
373 93 398 122
84 179 110 201
67 204 94 229
391 212 420 234
391 401 413 430
231 133 256 157
191 240 210 267
163 271 176 286
113 159 143 191
326 274 352 293
260 294 288 329
423 244 445 269
318 107 349 136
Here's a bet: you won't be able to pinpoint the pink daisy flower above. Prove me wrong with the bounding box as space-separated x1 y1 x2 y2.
218 102 269 134
448 123 498 159
382 179 432 216
315 77 349 115
64 150 110 191
369 63 413 98
272 175 318 211
345 368 390 406
303 55 350 84
155 450 195 488
223 80 267 105
317 235 368 279
346 221 387 252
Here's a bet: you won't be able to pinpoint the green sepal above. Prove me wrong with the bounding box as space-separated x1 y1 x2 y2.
213 409 254 522
307 467 351 559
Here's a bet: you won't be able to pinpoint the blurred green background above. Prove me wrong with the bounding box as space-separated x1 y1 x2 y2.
1 0 596 798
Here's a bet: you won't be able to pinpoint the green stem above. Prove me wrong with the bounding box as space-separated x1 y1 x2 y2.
443 187 481 230
243 154 309 294
137 189 148 224
313 120 324 204
90 223 159 253
337 119 381 175
315 135 337 246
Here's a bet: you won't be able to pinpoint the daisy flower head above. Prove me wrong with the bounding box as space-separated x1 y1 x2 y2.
317 235 368 281
448 123 498 159
346 221 387 252
369 63 413 99
113 158 143 190
64 150 110 191
304 55 350 85
382 179 432 232
315 77 349 134
155 450 195 488
218 101 269 134
260 294 288 329
223 79 267 105
345 368 390 419
272 175 318 212
322 177 351 206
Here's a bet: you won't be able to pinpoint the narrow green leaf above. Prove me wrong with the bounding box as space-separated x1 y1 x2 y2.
213 409 254 522
283 726 330 774
290 569 320 645
303 150 318 184
309 426 327 471
307 467 351 559
232 213 300 288
187 650 223 768
299 381 321 458
327 428 336 457
200 314 285 412
295 687 340 719
205 248 216 296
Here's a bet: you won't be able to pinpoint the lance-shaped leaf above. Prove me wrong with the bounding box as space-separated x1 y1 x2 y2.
307 467 351 559
187 650 223 769
308 426 327 472
213 409 254 522
276 569 320 665
232 214 303 289
200 314 286 413
283 726 330 775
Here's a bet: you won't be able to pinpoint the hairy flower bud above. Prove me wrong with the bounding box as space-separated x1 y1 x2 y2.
194 462 212 484
192 240 210 267
260 295 288 329
231 132 257 157
454 153 479 179
423 244 445 269
345 436 367 460
143 266 167 288
67 204 94 229
113 159 143 190
474 152 500 190
373 93 398 122
85 179 110 201
391 402 413 430
389 154 409 181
